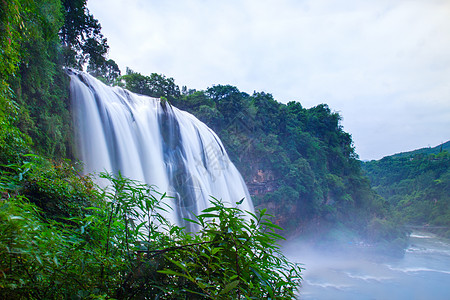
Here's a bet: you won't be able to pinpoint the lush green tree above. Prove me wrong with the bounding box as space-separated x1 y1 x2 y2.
206 85 250 127
87 58 121 84
59 0 109 69
120 68 181 100
174 90 214 110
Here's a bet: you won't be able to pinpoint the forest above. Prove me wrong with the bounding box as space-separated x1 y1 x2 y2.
0 0 415 298
363 142 450 237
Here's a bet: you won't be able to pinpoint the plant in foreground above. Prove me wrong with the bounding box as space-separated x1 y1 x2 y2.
0 165 302 299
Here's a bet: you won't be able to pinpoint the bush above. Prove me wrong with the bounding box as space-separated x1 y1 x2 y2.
0 169 302 299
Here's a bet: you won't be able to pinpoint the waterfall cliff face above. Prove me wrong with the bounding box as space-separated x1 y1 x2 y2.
68 71 253 226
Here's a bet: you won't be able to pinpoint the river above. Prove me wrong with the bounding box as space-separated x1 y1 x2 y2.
283 231 450 300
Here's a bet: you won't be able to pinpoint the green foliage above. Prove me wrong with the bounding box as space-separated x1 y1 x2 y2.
58 0 118 82
0 166 302 299
390 141 450 159
88 58 121 85
0 0 21 107
363 149 450 237
158 200 302 299
0 0 67 164
206 85 249 122
0 0 75 161
1 0 119 161
59 0 108 69
0 108 32 165
15 156 96 221
0 0 34 164
119 68 181 100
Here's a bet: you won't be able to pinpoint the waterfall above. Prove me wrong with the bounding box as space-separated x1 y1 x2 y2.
68 71 253 226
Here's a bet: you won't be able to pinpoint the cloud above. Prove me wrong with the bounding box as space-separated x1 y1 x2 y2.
88 0 450 160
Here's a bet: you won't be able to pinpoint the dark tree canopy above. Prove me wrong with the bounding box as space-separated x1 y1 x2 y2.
120 68 181 100
59 0 109 69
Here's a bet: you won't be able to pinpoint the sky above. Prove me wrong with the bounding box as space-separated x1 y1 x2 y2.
88 0 450 161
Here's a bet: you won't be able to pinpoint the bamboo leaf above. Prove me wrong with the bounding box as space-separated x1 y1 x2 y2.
198 213 219 218
261 221 284 231
183 217 201 226
220 280 240 294
158 269 186 278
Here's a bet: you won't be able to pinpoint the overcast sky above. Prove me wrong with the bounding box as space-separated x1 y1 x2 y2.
88 0 450 161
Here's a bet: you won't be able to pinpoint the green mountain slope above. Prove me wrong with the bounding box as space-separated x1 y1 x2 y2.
390 141 450 159
362 142 450 237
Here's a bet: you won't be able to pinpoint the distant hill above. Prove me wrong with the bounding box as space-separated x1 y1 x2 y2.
390 140 450 159
362 142 450 237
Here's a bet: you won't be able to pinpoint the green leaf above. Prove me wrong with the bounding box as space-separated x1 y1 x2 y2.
266 231 286 240
198 213 219 218
211 247 222 255
201 206 220 213
166 256 188 271
183 217 201 226
220 280 240 295
85 206 102 211
158 269 186 278
261 221 284 231
35 255 43 265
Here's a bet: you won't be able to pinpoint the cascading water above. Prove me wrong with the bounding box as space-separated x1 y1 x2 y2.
68 71 253 227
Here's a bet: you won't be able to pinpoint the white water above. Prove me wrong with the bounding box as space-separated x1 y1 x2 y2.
69 71 253 227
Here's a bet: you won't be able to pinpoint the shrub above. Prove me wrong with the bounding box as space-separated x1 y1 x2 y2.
0 169 302 299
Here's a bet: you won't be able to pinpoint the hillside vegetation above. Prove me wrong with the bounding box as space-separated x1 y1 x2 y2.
390 141 450 159
363 143 450 237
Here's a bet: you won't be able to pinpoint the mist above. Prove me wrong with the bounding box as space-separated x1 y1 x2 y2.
283 231 450 299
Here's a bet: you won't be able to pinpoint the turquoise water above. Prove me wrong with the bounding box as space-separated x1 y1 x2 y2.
284 232 450 300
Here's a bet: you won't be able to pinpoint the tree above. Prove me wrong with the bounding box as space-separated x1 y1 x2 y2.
206 85 248 119
120 68 181 100
59 0 109 69
87 58 121 84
